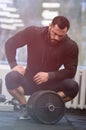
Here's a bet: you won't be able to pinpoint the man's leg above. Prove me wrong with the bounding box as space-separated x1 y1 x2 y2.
38 78 79 102
57 91 72 102
8 86 27 105
5 71 33 119
5 71 28 106
57 79 79 102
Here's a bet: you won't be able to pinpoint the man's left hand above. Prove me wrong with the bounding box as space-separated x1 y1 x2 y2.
33 72 49 85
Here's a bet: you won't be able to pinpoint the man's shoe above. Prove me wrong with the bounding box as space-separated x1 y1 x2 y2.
18 106 31 120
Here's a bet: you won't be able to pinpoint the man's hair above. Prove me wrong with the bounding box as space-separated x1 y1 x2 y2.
52 16 70 30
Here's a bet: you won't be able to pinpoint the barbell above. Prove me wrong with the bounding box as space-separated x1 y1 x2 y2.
26 90 65 124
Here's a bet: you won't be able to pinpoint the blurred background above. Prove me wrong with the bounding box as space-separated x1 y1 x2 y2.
0 0 86 66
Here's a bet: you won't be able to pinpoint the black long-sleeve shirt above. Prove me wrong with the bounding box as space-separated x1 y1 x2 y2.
5 26 79 82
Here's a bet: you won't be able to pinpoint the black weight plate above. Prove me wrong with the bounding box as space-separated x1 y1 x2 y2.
34 91 64 124
30 90 65 124
27 90 43 121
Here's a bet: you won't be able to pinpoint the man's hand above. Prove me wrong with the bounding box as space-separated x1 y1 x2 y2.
33 72 49 85
12 65 25 75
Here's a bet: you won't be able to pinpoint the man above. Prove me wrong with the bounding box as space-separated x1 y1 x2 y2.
5 16 79 119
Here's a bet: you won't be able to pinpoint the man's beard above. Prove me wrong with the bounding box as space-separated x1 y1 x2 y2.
48 32 59 46
48 30 60 46
50 39 59 46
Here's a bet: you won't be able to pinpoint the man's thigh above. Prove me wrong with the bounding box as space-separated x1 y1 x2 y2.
34 79 79 98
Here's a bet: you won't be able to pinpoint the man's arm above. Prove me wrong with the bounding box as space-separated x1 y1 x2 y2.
5 32 26 68
34 43 79 85
49 43 79 81
5 27 34 69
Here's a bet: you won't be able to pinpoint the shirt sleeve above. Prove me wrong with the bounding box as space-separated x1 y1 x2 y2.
48 42 79 81
5 26 33 68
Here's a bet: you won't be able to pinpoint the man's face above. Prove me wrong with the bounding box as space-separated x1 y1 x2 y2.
49 24 68 46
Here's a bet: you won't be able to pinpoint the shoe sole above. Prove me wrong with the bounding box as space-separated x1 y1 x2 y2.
19 116 31 120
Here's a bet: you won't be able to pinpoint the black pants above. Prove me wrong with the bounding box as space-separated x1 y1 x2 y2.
5 71 79 99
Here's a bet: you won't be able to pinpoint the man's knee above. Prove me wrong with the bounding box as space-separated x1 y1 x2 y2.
5 71 20 90
62 79 79 99
70 80 79 98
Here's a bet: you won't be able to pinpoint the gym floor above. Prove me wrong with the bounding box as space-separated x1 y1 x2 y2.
0 109 86 130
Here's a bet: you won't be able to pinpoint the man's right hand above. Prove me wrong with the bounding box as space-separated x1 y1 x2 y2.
12 65 25 75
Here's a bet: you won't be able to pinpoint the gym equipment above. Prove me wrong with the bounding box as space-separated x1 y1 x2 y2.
10 98 20 110
0 94 14 111
0 94 6 102
27 90 65 124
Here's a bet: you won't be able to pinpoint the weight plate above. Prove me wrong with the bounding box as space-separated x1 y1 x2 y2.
27 90 65 124
26 90 42 121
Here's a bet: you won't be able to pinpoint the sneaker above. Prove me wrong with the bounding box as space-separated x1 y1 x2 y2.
18 106 31 120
